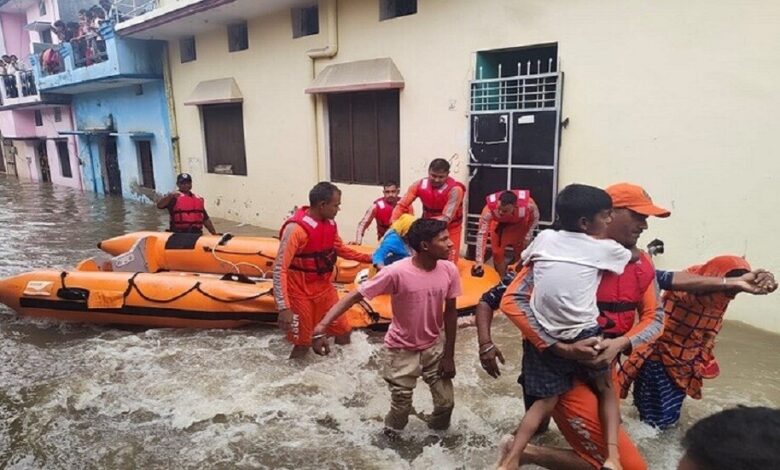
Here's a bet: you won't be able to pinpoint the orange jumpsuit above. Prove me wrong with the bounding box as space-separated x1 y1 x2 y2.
392 179 465 263
475 198 539 267
273 224 372 346
500 264 664 470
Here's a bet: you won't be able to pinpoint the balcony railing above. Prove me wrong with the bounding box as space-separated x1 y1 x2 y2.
112 0 159 23
0 70 39 104
31 22 163 93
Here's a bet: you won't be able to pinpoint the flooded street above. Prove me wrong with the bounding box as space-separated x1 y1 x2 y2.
0 174 778 469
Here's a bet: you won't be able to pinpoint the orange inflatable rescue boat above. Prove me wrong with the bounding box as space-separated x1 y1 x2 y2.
97 231 371 284
0 234 500 329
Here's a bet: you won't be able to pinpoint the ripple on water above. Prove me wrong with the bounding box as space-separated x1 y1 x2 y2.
0 175 779 469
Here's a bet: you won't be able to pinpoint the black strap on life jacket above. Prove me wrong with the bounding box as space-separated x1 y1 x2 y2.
290 249 337 275
597 301 639 312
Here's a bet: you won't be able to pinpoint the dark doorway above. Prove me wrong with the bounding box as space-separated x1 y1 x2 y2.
103 137 122 195
137 140 155 189
55 140 72 178
37 140 51 183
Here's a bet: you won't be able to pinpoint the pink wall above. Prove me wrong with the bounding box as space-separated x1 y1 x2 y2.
0 13 30 59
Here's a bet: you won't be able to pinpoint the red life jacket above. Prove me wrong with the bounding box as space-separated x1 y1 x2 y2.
373 198 394 238
279 207 337 282
417 177 465 225
171 192 206 232
485 189 531 224
596 251 655 336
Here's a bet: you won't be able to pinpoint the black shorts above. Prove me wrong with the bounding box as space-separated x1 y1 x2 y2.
519 327 608 398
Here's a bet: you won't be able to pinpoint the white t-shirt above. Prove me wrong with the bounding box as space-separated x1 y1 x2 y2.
521 230 631 340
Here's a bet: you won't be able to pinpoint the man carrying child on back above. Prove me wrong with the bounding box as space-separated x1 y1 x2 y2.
497 184 631 470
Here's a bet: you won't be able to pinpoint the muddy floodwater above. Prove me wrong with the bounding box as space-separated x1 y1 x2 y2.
1 174 778 469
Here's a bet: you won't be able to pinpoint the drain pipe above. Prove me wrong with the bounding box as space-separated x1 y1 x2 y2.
306 0 338 182
161 42 182 176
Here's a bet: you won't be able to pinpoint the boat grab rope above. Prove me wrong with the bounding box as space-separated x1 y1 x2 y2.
207 244 271 278
120 273 273 305
357 298 381 324
202 245 276 261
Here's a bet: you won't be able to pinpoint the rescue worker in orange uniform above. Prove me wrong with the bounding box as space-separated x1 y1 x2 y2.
274 182 373 359
473 189 539 277
156 173 218 235
490 183 670 470
353 181 410 244
392 159 465 263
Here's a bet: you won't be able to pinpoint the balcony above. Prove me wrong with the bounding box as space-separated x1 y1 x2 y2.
0 70 70 110
30 24 164 94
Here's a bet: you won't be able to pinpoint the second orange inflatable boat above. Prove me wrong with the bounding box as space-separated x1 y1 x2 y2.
97 231 371 284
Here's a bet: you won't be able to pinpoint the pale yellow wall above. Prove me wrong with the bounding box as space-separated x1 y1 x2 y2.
167 0 780 332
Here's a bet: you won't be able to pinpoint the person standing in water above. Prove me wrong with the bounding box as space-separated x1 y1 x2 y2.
274 182 372 359
156 173 218 235
312 219 461 432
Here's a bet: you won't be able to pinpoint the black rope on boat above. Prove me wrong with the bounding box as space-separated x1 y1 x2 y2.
201 246 276 261
196 285 273 303
357 299 381 324
124 272 273 304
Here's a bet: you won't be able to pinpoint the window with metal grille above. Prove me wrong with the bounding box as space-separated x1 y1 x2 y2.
291 5 319 38
227 22 248 52
56 140 72 178
328 90 400 185
180 37 196 63
202 103 247 176
34 110 43 126
379 0 417 21
136 140 155 189
54 107 62 122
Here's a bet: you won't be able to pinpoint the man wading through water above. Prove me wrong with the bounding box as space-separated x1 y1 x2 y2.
312 219 461 432
274 182 372 359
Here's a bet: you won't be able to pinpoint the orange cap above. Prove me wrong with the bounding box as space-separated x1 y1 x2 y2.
605 183 670 218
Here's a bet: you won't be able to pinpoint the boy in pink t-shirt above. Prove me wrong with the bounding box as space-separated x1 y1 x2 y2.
312 219 462 431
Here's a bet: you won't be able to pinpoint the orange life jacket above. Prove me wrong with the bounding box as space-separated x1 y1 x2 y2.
485 189 531 224
280 207 337 282
417 177 465 225
171 193 206 232
373 198 395 238
596 251 656 336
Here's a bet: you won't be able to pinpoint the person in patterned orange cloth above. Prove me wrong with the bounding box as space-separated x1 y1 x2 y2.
619 255 776 429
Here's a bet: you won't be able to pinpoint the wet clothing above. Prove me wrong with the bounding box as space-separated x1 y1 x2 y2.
393 177 465 263
630 359 686 429
166 192 209 233
501 259 663 470
273 218 372 346
286 288 352 347
619 256 751 427
381 335 454 430
371 229 410 266
475 193 539 266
